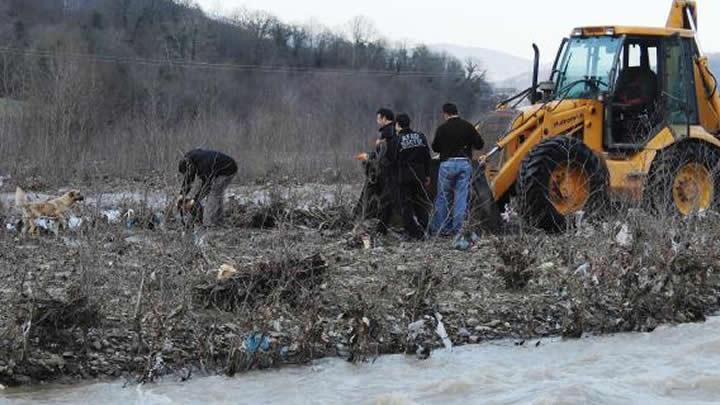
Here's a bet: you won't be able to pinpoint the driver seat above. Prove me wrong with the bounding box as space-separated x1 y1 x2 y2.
615 66 658 112
612 66 660 144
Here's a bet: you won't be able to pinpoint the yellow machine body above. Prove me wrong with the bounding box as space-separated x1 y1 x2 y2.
484 0 720 210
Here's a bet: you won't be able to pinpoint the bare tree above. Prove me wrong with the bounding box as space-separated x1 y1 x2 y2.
0 0 494 183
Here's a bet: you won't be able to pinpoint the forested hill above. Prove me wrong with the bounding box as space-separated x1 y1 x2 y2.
0 0 494 182
0 0 489 97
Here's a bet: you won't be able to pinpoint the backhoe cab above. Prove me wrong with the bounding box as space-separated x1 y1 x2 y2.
482 0 720 231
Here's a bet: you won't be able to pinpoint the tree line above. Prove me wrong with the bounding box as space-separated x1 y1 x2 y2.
0 0 495 183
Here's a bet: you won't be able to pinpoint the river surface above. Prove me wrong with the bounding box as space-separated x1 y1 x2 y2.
3 317 720 405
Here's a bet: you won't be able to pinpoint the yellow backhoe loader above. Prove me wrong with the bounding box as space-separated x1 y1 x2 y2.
356 0 720 233
477 0 720 231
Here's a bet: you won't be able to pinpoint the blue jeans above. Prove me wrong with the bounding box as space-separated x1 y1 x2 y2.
432 159 473 235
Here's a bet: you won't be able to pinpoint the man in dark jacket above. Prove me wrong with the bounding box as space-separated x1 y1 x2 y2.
430 103 484 236
374 108 399 234
392 113 431 240
179 149 238 227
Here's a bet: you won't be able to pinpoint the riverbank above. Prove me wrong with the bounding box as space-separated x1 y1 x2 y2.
6 317 720 404
1 183 719 387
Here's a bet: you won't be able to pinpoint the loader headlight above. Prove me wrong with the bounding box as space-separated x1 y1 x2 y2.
572 28 583 37
605 27 615 36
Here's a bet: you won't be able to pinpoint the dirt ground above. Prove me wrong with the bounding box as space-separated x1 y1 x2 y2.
1 181 719 387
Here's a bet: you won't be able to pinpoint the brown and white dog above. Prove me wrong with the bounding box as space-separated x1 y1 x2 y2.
15 187 85 236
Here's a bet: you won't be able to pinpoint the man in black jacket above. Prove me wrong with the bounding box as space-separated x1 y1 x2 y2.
430 103 484 236
374 108 399 234
392 113 431 240
179 149 238 227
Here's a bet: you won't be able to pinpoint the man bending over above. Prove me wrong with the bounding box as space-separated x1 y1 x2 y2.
179 149 238 227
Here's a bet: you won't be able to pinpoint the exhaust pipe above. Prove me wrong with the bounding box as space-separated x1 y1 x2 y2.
530 44 540 104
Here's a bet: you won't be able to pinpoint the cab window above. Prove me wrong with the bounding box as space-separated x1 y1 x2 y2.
663 37 698 126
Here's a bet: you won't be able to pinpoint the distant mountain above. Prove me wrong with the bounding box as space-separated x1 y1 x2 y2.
430 44 534 83
708 53 720 76
496 65 554 91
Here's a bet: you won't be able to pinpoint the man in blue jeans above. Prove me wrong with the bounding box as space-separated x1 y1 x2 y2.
431 103 484 236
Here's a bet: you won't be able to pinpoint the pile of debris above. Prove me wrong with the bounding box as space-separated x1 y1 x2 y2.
194 254 329 311
12 283 99 342
225 198 354 231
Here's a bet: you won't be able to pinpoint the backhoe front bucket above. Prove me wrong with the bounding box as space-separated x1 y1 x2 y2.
469 163 502 233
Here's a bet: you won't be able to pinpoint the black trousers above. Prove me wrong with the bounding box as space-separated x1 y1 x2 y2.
399 180 430 239
377 177 398 234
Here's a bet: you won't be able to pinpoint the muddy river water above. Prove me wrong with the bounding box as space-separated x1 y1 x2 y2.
3 317 720 404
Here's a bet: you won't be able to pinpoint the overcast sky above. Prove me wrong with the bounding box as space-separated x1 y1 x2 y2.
195 0 720 61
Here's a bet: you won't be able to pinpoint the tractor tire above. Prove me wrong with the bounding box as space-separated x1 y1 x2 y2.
644 142 720 216
518 136 609 232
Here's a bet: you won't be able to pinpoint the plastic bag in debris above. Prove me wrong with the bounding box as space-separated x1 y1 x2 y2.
102 210 122 224
35 218 59 233
407 320 427 339
406 319 433 360
244 333 271 353
501 204 520 223
193 231 207 248
574 263 590 277
29 217 82 233
435 313 453 351
68 216 83 230
152 213 164 228
125 209 137 229
615 224 633 247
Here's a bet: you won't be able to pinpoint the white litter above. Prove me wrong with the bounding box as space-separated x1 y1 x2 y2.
434 313 453 351
573 210 586 228
193 231 207 248
68 216 83 229
501 205 517 223
102 210 122 223
538 262 555 271
615 224 633 247
574 263 590 277
407 320 426 336
671 237 681 254
35 218 59 234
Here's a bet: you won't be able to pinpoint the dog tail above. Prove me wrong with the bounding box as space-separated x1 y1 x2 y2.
15 186 28 207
